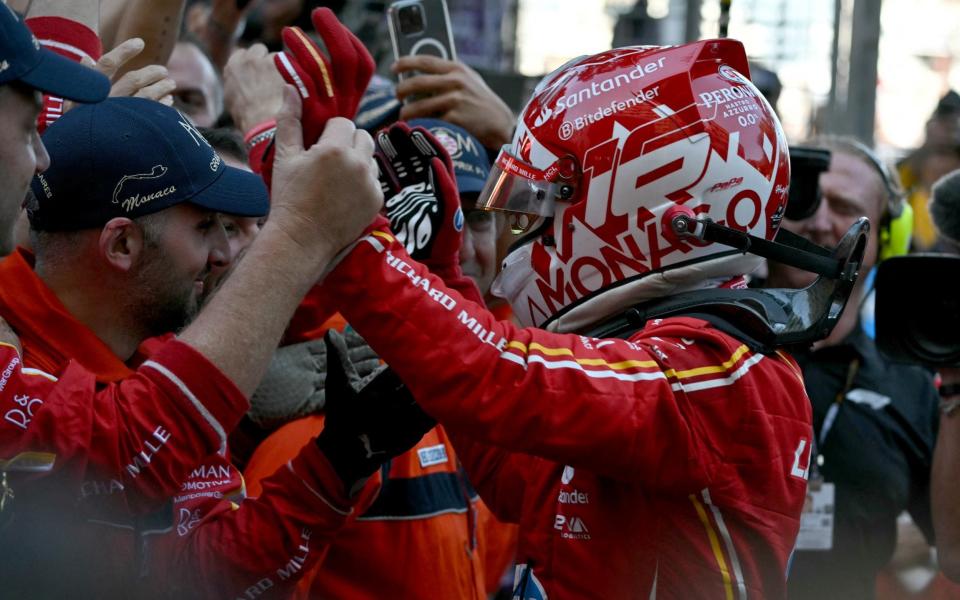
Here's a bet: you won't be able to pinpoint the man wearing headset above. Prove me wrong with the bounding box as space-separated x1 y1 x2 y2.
765 137 939 600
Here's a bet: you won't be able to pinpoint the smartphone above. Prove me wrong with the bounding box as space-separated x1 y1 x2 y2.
387 0 457 80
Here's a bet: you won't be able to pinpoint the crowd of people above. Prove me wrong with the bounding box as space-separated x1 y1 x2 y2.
2 1 960 599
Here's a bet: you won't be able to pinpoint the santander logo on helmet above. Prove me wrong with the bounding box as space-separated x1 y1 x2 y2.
533 52 668 130
485 39 790 330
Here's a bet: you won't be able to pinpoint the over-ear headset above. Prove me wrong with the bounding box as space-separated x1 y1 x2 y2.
814 137 913 261
850 140 913 260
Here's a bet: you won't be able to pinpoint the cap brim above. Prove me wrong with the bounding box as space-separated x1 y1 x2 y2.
190 165 270 218
18 48 110 103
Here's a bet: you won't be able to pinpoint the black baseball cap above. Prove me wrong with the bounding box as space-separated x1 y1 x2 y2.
0 4 109 103
30 97 269 231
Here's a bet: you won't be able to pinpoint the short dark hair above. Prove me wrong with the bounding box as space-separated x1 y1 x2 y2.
200 126 248 165
931 169 960 244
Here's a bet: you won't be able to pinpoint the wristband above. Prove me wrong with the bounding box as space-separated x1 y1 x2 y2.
940 383 960 416
244 120 277 178
244 120 278 150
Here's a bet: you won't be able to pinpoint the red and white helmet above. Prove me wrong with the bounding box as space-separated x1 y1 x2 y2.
480 39 790 330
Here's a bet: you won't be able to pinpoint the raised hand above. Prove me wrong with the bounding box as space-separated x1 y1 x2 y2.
250 8 375 188
248 328 381 429
376 122 463 268
393 55 514 150
96 38 176 105
223 43 286 134
269 86 382 264
273 7 375 148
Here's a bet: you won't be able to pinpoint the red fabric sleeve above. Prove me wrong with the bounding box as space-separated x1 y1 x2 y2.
282 291 345 346
425 261 483 312
445 428 529 524
243 414 326 498
147 442 380 599
321 225 718 489
0 339 249 514
413 233 529 524
26 17 103 133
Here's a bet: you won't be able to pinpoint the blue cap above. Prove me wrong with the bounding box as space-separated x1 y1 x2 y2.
408 119 491 195
30 97 269 231
0 5 109 103
355 75 402 133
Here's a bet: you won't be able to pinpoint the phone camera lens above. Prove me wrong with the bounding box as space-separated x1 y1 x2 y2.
398 4 425 35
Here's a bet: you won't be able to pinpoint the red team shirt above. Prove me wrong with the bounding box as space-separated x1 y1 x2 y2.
0 249 379 599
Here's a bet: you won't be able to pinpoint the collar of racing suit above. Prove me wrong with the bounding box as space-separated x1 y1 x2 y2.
543 253 763 334
0 247 135 383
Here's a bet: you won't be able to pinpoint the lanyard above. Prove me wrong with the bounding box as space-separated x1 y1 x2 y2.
818 358 860 446
809 358 860 482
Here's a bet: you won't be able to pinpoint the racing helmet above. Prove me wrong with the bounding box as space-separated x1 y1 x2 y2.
479 40 790 330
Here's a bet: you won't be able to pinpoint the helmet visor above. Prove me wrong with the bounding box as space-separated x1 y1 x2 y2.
477 147 563 233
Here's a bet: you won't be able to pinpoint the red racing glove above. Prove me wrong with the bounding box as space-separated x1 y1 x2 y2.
257 7 375 188
274 8 374 145
375 122 464 276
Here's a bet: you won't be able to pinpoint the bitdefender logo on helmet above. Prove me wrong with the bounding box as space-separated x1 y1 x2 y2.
534 55 667 127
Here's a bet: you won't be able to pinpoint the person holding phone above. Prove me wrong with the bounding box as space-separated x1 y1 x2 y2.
391 54 515 152
387 0 514 152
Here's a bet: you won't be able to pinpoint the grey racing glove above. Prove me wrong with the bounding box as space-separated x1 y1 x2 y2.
248 328 380 430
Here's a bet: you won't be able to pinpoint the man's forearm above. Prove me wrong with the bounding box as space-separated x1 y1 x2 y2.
179 91 381 397
178 222 337 398
110 0 185 74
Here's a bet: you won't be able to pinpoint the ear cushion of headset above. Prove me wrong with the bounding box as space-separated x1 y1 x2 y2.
880 202 914 261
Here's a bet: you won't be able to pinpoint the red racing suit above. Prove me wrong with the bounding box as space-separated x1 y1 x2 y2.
0 258 248 519
0 249 378 599
324 223 814 599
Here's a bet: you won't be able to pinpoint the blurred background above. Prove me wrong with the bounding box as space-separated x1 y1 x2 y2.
334 0 960 161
